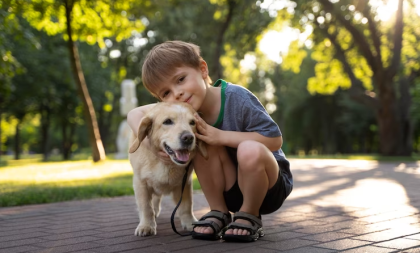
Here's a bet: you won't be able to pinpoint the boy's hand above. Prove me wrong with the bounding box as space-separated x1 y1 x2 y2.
194 113 221 146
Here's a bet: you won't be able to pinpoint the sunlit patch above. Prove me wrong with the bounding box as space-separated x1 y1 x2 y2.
1 161 133 184
314 178 418 220
289 178 351 200
395 162 420 175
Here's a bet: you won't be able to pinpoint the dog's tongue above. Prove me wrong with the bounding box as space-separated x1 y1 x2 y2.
175 150 190 162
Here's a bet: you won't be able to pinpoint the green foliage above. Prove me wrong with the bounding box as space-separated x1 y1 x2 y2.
22 0 149 48
0 6 24 107
282 0 420 94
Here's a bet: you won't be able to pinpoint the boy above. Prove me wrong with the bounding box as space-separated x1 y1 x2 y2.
127 41 293 242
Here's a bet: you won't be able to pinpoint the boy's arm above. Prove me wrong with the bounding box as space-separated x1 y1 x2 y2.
127 103 157 134
194 114 283 151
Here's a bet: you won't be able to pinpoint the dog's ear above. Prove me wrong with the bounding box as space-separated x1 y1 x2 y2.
197 140 208 160
129 116 152 153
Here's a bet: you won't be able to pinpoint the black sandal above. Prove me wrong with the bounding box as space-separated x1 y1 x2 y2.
191 210 232 240
221 211 264 242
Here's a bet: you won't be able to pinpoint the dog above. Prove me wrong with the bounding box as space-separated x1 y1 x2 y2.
128 102 207 236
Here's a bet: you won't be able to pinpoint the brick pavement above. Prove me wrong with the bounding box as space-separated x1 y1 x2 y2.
1 159 420 253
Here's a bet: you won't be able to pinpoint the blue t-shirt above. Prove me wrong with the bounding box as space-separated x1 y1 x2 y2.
212 79 293 192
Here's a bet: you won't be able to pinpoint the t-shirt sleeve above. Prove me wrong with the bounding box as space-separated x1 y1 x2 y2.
239 94 282 137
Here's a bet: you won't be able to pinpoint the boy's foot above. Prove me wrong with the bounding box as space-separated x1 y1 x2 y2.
222 211 264 242
223 219 251 235
191 210 231 240
193 217 222 234
194 218 251 235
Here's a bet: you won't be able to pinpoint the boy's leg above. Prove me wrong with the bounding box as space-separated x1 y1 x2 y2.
225 140 279 236
192 144 237 234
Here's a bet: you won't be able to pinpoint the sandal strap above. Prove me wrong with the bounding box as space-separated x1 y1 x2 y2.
200 210 231 227
233 211 262 227
225 222 259 235
192 220 221 232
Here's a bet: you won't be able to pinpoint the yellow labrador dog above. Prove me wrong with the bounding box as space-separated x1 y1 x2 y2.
128 102 207 237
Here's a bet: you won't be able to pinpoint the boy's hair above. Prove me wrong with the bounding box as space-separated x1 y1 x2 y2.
141 41 212 99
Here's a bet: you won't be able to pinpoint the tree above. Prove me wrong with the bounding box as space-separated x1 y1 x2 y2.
0 3 25 158
21 0 150 161
283 0 420 155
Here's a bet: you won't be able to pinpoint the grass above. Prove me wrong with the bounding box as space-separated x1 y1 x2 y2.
0 155 201 207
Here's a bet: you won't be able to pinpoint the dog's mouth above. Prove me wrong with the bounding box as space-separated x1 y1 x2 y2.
164 143 190 165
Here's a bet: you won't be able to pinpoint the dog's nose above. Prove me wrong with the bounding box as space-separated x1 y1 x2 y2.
180 131 194 146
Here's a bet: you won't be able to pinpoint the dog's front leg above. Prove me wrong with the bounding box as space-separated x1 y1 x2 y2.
133 178 156 236
171 176 197 231
152 194 162 218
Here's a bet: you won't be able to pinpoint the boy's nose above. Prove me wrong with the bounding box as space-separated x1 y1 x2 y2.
175 90 184 100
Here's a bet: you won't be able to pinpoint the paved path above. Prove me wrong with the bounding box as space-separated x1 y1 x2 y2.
1 159 420 252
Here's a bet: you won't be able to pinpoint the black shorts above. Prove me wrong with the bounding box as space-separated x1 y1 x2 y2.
223 158 291 215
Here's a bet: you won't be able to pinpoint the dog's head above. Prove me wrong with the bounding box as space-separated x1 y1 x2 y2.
129 102 208 166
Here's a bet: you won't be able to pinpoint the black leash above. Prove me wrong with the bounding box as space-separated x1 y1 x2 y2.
170 163 193 236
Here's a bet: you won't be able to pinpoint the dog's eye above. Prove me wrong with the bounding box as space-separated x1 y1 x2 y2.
190 120 195 126
163 119 173 125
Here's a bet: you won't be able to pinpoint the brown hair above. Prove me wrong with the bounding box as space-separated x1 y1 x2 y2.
141 41 212 98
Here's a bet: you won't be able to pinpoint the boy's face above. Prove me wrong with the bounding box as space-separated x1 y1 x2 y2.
154 61 209 112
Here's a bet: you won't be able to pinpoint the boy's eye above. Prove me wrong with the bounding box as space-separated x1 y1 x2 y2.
163 119 173 125
162 91 169 98
178 76 185 83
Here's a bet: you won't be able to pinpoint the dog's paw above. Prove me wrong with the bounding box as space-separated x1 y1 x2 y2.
134 224 156 237
181 215 198 231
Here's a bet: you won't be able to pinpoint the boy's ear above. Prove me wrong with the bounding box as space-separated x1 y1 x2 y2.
199 60 209 79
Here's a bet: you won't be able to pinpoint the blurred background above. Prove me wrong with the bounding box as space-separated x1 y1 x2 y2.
1 0 420 163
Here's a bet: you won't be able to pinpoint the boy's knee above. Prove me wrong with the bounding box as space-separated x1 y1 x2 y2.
237 141 265 166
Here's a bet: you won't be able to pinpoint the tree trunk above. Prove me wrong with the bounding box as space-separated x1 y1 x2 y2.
398 76 413 155
41 107 50 161
62 122 75 160
14 120 20 160
211 0 236 80
0 111 2 161
64 1 105 162
376 81 401 156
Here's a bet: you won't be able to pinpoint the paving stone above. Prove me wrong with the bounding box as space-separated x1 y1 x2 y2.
406 234 420 240
169 240 269 253
0 231 51 243
216 247 280 253
0 227 51 237
301 231 354 242
0 238 47 249
374 238 420 250
282 246 336 253
39 230 103 241
30 242 103 253
314 238 372 250
340 245 398 253
260 231 308 241
0 159 419 253
354 228 420 242
260 238 319 251
32 236 102 248
400 246 420 252
0 245 44 253
294 225 343 234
